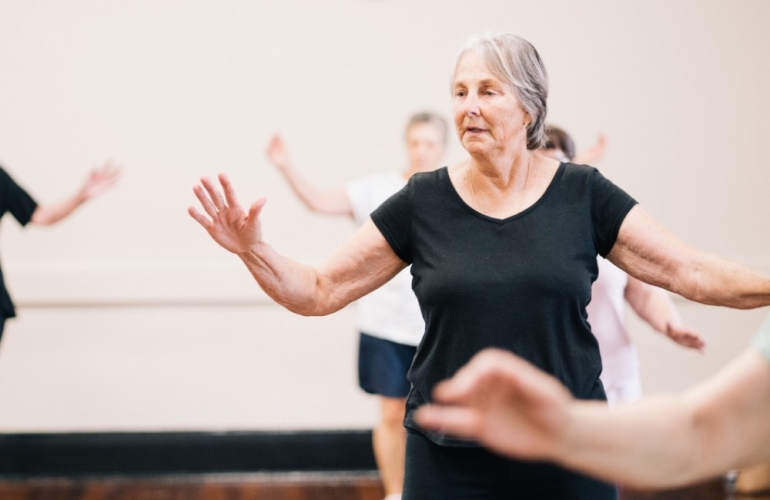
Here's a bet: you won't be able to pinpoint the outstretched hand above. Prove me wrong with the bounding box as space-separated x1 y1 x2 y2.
573 134 608 165
78 160 122 200
665 322 706 352
266 134 291 170
415 348 573 461
188 173 267 255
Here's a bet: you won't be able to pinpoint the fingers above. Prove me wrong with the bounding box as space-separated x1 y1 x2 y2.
219 173 242 209
201 176 226 211
666 324 706 352
187 206 210 228
192 183 218 218
432 349 524 405
414 405 483 439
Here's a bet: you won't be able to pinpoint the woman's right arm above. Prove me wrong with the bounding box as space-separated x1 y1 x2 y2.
265 134 353 217
189 173 405 316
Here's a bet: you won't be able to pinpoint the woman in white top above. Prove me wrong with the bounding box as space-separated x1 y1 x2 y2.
265 112 447 500
540 125 705 405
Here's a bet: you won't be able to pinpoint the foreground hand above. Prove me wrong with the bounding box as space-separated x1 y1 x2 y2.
266 134 290 170
415 348 572 461
79 160 122 200
188 173 267 255
665 322 706 352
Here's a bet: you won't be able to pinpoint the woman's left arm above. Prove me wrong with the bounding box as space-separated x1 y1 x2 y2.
608 205 770 309
31 161 121 225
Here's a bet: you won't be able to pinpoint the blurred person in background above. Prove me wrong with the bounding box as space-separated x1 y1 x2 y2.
0 161 121 344
265 112 447 500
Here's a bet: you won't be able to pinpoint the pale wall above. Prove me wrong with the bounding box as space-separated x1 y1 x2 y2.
0 0 768 431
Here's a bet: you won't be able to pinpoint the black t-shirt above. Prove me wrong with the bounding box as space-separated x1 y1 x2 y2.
0 166 38 319
371 163 638 446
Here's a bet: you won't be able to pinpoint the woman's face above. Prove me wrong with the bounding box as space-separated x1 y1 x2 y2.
406 122 445 172
452 50 531 158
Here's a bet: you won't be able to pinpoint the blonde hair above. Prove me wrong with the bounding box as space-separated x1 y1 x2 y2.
405 111 448 145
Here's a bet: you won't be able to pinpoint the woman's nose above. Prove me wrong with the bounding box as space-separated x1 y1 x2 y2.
463 94 481 116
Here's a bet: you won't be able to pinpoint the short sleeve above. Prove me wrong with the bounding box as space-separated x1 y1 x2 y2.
590 168 638 257
370 181 413 264
752 315 770 364
0 166 38 226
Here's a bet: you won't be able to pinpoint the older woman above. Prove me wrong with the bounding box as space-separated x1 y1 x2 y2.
189 33 770 500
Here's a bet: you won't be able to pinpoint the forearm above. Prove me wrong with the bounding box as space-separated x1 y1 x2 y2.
30 192 87 225
557 350 770 488
557 396 703 488
238 242 335 316
673 252 770 309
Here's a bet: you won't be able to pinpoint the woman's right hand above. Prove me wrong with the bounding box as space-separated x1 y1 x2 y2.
188 173 267 255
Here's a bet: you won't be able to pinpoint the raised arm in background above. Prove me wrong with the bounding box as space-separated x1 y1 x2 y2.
31 161 121 225
265 134 353 217
623 276 705 351
188 173 405 316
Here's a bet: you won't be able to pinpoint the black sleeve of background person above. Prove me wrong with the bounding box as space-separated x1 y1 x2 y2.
370 179 414 264
589 168 638 257
0 166 38 226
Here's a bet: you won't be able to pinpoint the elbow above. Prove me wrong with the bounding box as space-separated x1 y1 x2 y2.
281 284 343 317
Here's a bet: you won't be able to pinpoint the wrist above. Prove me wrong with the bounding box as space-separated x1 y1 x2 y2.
238 241 269 261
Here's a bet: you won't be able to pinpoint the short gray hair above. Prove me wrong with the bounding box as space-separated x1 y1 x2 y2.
455 33 549 150
405 111 449 145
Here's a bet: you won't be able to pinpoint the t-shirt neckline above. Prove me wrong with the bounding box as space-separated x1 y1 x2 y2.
441 162 566 224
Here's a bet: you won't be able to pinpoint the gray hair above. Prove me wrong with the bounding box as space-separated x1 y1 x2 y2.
405 111 449 145
454 33 549 150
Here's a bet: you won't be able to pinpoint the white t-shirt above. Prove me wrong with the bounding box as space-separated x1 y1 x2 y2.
345 171 425 346
587 258 642 405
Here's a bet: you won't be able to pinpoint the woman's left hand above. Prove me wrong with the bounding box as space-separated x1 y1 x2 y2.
665 323 706 352
78 160 122 200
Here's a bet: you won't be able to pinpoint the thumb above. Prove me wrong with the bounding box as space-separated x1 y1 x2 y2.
248 196 268 220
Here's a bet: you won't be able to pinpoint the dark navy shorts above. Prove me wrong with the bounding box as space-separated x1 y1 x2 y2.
358 332 417 398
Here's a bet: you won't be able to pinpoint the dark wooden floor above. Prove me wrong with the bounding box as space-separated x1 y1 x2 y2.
0 475 766 500
0 474 384 500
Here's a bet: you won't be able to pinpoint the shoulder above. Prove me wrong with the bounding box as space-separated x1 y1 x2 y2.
560 162 599 180
409 167 446 185
402 167 447 194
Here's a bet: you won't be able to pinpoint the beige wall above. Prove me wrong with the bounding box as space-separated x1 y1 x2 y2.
0 0 768 431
